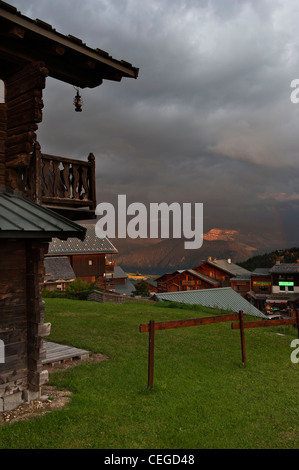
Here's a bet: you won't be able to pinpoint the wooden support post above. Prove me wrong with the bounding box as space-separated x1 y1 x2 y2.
148 320 155 389
88 152 96 210
238 310 246 365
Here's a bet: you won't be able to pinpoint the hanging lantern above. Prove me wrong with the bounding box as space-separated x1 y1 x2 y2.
73 87 83 112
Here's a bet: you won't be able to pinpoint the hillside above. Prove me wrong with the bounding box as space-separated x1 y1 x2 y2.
111 228 277 274
238 247 299 271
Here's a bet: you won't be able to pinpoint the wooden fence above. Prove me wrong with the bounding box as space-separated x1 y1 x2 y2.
139 310 299 388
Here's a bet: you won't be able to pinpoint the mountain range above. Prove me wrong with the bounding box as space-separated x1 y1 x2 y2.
110 228 279 274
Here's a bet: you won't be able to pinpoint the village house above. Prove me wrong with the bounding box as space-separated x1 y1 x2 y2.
47 224 118 290
245 268 272 311
266 263 299 312
156 258 251 294
194 257 251 287
0 2 138 411
134 278 158 295
112 266 135 296
229 273 251 297
156 269 220 293
44 256 76 291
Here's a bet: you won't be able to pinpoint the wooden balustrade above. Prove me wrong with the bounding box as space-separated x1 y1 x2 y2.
11 143 97 220
41 153 96 210
181 280 196 286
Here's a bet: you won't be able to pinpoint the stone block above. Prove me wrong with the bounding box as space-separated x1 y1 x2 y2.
3 391 23 411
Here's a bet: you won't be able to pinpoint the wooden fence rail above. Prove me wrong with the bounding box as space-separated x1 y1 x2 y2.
140 310 299 389
140 312 240 389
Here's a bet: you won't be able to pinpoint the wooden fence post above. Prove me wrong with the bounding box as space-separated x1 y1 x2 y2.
238 310 247 365
148 320 155 389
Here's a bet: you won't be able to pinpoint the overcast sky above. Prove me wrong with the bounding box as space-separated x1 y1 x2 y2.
8 0 299 249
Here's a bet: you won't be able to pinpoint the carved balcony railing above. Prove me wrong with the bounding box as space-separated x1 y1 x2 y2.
41 153 96 207
24 143 96 220
15 142 97 220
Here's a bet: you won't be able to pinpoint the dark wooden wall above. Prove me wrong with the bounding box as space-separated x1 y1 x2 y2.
0 240 50 401
0 241 28 397
3 61 47 192
70 254 105 283
0 100 6 187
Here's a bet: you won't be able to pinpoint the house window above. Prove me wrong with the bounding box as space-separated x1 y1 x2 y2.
259 286 269 292
88 260 93 266
280 285 286 291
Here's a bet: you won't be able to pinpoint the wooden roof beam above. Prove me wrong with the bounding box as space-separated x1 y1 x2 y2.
0 6 139 82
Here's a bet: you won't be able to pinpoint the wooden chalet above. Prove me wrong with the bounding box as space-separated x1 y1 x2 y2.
47 224 118 290
194 258 251 287
245 268 272 311
0 2 138 411
230 274 251 297
266 263 299 311
44 256 76 291
156 268 220 293
134 278 158 295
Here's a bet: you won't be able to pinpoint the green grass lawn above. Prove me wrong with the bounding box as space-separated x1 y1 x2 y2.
0 298 298 449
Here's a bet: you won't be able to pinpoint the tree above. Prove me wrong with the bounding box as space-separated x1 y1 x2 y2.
133 282 150 297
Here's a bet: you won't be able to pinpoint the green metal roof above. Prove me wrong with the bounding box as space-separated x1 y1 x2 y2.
0 191 86 240
48 224 118 255
153 287 267 319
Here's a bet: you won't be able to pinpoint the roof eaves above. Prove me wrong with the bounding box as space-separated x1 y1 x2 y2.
0 3 139 79
0 192 86 240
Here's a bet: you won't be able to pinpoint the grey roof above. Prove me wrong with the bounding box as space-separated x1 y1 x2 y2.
252 268 272 275
0 191 86 240
269 263 299 274
230 274 251 281
205 259 251 276
153 287 267 319
48 224 118 255
44 256 75 282
114 279 135 296
112 266 128 279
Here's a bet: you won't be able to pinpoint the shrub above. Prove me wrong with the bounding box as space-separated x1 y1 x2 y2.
132 282 150 297
43 279 98 301
65 278 97 300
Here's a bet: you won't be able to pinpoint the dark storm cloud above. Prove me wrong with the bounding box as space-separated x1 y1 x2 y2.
8 0 299 245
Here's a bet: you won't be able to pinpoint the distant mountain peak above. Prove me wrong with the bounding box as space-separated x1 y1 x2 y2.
203 228 238 241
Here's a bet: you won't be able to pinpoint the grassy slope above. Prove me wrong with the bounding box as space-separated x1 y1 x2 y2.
0 299 298 449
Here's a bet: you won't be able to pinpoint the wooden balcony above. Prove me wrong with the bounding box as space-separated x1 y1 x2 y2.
15 143 97 220
41 153 96 220
105 264 115 274
181 280 195 286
